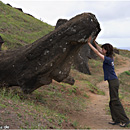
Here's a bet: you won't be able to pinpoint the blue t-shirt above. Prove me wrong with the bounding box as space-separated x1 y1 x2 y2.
103 56 118 81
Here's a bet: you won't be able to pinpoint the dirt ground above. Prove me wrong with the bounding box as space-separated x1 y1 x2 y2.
69 57 130 129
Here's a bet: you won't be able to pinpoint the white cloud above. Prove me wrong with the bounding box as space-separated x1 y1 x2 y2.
99 18 130 38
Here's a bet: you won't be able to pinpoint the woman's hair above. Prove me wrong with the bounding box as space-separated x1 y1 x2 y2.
101 43 113 58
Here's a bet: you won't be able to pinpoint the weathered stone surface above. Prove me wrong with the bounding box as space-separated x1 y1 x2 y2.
0 13 101 93
62 75 75 85
55 19 68 29
114 48 119 54
55 18 97 75
55 19 76 84
0 36 4 51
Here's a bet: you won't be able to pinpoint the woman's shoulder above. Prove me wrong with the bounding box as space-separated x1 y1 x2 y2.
104 56 114 64
105 56 113 60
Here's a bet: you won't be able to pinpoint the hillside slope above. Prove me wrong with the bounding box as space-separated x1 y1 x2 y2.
0 1 54 50
69 55 130 129
0 52 130 129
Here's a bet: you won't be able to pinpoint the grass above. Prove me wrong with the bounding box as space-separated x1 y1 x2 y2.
119 49 130 58
118 70 130 102
0 87 74 129
81 80 105 95
0 1 54 50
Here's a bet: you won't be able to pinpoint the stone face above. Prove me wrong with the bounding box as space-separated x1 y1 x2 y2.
0 13 101 93
55 18 97 75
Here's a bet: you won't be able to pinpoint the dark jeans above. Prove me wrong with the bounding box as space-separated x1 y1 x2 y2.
108 79 129 123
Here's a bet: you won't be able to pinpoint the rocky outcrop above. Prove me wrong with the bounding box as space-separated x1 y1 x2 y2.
0 13 101 93
62 75 75 85
14 8 23 12
6 3 34 18
73 43 97 75
114 48 119 54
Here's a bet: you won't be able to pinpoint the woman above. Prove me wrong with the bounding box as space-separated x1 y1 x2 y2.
87 36 129 127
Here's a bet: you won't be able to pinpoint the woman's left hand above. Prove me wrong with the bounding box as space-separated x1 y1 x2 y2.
87 36 92 44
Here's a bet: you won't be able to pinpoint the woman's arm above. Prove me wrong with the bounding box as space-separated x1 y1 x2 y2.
87 36 104 61
94 41 103 54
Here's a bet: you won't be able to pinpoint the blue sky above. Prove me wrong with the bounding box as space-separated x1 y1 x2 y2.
1 0 130 48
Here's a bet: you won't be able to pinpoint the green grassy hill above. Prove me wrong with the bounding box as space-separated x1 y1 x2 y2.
0 1 54 50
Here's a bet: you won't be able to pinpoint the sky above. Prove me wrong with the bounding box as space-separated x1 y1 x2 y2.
1 0 130 48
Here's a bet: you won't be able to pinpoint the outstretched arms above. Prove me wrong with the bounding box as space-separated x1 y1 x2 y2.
87 36 104 61
94 41 103 54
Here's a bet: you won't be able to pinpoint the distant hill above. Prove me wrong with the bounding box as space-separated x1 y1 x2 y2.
118 47 130 51
0 1 54 50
